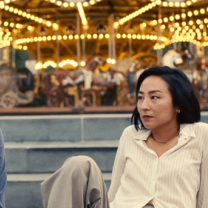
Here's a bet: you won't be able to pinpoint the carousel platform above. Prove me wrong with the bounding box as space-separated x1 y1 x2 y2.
2 112 208 208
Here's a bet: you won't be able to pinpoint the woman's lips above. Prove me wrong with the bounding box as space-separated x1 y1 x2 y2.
142 115 153 120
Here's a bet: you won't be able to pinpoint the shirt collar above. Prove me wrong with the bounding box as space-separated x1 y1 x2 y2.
131 123 196 141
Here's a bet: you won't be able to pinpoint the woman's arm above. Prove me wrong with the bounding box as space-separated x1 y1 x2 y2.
0 130 7 208
197 151 208 208
108 129 127 203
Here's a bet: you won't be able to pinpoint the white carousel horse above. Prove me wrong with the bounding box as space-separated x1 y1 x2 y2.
162 50 183 68
162 49 193 68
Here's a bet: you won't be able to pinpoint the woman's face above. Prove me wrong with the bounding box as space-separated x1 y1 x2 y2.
137 75 178 130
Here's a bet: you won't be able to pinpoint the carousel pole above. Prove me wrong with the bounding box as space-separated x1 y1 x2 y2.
77 13 81 66
36 40 40 91
12 31 16 68
0 3 2 66
111 14 116 62
129 38 132 58
172 12 177 50
82 30 86 62
157 4 163 66
56 22 60 70
108 15 112 68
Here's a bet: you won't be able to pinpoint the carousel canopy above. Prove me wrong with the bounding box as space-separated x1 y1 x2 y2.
0 0 208 68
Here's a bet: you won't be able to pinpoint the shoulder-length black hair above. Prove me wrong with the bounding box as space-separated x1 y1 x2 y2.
131 66 201 130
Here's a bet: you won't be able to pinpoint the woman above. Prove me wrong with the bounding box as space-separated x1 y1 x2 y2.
42 66 206 208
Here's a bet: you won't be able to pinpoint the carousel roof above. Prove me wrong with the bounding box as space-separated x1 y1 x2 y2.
1 0 208 68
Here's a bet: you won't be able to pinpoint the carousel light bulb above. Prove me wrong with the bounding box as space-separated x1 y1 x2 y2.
181 2 186 7
35 17 39 22
63 35 67 40
52 35 56 40
47 36 51 40
80 34 85 39
199 25 204 29
83 2 88 7
175 22 179 27
58 35 62 40
28 25 33 30
56 1 62 6
186 1 192 6
169 16 174 21
34 37 38 42
26 14 30 18
182 21 186 26
170 27 174 32
46 21 52 27
81 61 85 66
169 2 174 7
5 0 10 3
14 8 18 13
175 14 180 20
196 19 201 25
87 34 91 39
22 12 27 17
69 35 73 39
43 36 47 41
105 34 109 38
4 22 8 26
189 20 194 25
188 11 192 17
30 15 35 20
53 23 59 30
185 26 189 30
50 0 55 3
4 5 9 10
122 34 126 38
9 7 14 12
127 34 131 39
203 32 207 36
70 2 75 7
132 34 136 39
194 10 199 16
164 17 168 23
175 2 180 7
163 2 168 7
99 34 104 39
93 34 97 39
181 13 186 18
161 24 166 29
89 0 95 5
63 2 68 7
200 8 205 14
10 22 14 27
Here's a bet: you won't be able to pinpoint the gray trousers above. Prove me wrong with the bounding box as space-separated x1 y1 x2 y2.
41 156 154 208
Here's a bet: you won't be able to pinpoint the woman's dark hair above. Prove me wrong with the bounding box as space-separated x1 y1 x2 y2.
131 66 200 130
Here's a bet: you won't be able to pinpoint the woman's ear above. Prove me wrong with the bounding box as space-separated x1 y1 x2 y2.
176 107 180 113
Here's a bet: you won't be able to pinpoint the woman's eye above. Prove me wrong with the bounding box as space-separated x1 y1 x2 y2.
152 96 158 99
138 96 143 100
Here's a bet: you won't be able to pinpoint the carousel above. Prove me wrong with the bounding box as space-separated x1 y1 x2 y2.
0 0 208 113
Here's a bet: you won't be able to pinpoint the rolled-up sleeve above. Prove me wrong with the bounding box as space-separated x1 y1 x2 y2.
0 130 7 208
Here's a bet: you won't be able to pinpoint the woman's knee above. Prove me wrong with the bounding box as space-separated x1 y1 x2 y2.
62 156 98 176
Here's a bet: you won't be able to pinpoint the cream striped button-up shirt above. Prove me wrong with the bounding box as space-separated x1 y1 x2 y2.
108 122 208 208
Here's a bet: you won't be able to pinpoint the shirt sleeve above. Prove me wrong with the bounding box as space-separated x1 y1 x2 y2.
0 130 7 208
108 129 127 203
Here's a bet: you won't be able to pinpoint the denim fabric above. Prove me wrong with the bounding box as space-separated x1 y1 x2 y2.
0 130 6 208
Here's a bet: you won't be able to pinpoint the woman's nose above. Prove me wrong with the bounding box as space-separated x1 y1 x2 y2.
141 98 150 110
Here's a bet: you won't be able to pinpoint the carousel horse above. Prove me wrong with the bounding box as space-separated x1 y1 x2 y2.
162 49 193 68
44 54 106 107
0 64 34 108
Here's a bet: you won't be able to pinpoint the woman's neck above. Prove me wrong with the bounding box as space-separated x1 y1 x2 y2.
151 123 180 143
